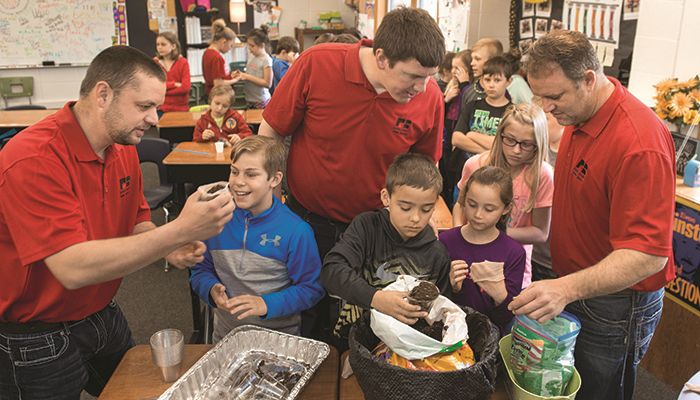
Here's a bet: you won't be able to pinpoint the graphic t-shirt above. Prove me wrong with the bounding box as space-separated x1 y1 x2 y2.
455 98 511 136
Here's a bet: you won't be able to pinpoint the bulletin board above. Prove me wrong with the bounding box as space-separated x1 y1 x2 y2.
0 0 127 68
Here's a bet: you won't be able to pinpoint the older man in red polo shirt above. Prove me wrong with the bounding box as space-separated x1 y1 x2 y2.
508 31 675 400
259 8 445 342
0 46 234 399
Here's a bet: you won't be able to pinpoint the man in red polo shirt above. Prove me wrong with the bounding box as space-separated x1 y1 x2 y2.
0 46 234 399
508 31 675 400
259 7 445 342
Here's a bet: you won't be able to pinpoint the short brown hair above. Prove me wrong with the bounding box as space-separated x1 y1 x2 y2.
79 46 165 98
330 33 359 44
386 152 442 195
482 56 513 79
208 84 235 103
472 38 503 59
373 7 445 68
156 31 181 60
276 36 300 54
230 136 286 179
525 30 601 82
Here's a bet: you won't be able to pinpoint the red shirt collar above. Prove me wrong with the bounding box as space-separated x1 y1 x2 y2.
344 39 373 87
55 101 119 163
576 77 625 138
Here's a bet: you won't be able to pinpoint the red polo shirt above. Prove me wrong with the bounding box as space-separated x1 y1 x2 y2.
263 40 444 223
0 103 151 322
551 78 676 291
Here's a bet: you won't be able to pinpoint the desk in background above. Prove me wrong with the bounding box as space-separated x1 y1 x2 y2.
158 109 263 144
0 109 55 128
99 345 339 400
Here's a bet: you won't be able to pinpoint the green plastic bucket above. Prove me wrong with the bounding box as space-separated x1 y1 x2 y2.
499 334 581 400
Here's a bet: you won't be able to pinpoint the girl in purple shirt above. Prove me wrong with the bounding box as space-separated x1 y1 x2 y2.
439 166 526 335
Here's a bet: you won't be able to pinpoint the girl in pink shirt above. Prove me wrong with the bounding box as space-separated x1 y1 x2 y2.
452 103 553 287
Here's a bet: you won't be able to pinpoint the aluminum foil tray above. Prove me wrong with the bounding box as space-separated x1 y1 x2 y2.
158 325 330 400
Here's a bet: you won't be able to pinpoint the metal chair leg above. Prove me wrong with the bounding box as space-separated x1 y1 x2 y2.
163 205 170 272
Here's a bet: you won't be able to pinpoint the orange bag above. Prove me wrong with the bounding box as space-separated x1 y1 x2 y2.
373 341 476 372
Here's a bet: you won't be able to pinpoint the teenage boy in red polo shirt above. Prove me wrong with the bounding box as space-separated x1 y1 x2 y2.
508 31 675 400
0 46 235 399
258 7 445 342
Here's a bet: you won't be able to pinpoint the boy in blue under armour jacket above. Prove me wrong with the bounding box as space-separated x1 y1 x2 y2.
190 136 324 341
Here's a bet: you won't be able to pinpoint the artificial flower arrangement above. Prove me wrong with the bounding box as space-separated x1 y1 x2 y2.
654 76 700 127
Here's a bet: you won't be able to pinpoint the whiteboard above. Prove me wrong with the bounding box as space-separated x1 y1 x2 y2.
0 0 116 67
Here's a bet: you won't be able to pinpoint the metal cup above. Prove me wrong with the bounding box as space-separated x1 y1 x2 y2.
150 328 184 382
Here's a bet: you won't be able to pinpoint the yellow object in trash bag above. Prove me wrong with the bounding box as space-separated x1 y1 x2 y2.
373 341 476 372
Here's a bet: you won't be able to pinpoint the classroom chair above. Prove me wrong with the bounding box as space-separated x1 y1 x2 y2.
189 82 204 106
135 137 174 271
0 77 34 108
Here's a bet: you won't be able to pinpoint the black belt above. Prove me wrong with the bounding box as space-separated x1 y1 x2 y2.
0 320 74 334
286 195 349 229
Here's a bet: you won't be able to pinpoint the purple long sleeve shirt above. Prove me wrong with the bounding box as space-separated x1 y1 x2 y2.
439 227 526 335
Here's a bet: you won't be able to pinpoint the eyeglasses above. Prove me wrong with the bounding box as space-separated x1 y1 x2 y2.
501 135 537 151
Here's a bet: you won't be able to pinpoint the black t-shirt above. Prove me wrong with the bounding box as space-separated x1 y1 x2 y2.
454 98 511 136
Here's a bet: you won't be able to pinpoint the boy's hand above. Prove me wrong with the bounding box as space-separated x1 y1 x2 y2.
165 241 206 269
229 295 267 319
450 260 470 293
371 290 426 325
227 134 242 146
202 129 215 140
210 283 232 310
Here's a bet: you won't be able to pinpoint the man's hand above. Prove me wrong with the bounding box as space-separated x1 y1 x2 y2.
173 190 234 242
508 278 574 323
202 129 215 141
210 283 232 310
165 241 206 269
370 290 426 325
449 260 469 292
229 295 268 319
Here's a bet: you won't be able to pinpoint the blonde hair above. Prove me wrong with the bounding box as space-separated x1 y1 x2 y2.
486 103 548 213
208 84 235 103
210 19 236 44
230 136 286 179
472 38 503 59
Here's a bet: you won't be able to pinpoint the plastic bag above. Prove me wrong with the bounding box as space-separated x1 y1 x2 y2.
373 341 476 372
370 275 469 360
509 312 581 397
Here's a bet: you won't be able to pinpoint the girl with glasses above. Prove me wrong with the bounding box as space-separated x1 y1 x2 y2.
452 103 553 289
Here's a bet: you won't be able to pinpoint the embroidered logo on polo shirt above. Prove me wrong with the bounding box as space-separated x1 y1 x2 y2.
119 176 131 197
392 117 413 136
260 233 281 247
573 159 588 181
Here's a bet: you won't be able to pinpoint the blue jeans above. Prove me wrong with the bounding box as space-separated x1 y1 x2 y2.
565 288 664 400
0 300 134 400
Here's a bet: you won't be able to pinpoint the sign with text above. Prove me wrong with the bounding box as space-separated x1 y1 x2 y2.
668 200 700 316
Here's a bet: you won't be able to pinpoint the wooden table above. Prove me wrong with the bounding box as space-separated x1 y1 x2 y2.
0 109 55 128
338 351 509 400
100 344 339 400
163 141 231 205
433 196 453 231
158 109 263 144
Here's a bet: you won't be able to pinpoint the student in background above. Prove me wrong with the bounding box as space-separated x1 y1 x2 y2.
443 49 473 208
190 136 325 340
202 19 238 97
329 33 360 44
155 32 191 112
453 103 553 289
322 153 451 347
437 52 455 94
531 105 564 281
440 166 526 336
461 38 503 108
193 85 252 145
271 36 300 95
504 49 533 104
451 56 513 166
233 26 273 109
313 33 336 45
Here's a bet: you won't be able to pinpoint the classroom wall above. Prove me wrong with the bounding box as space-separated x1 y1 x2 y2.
467 0 511 51
277 0 355 49
628 0 700 106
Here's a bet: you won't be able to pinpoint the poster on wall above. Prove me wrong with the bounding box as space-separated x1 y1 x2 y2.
519 18 534 39
537 0 552 17
668 200 700 317
253 1 281 40
563 0 621 66
623 0 640 20
114 1 128 45
438 0 470 52
522 0 535 17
